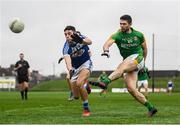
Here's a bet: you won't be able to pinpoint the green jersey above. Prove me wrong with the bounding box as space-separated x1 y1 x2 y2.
138 67 149 81
112 28 145 62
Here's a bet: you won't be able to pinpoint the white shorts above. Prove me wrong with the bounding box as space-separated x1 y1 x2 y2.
168 87 172 91
71 60 93 82
126 54 144 71
137 80 148 87
123 54 144 77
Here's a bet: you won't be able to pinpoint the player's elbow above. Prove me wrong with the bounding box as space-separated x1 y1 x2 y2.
83 38 92 45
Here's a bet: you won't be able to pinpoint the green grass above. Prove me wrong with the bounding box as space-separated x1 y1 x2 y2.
0 92 180 124
31 80 68 91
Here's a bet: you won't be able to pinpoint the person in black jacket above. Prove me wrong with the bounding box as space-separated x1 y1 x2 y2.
14 53 30 100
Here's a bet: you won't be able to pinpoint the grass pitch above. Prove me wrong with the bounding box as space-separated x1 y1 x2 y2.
0 92 180 124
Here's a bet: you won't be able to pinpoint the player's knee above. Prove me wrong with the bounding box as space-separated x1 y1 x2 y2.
76 81 83 88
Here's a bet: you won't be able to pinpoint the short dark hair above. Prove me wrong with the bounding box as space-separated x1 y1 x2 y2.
76 31 81 35
19 53 24 55
120 15 132 24
64 25 76 32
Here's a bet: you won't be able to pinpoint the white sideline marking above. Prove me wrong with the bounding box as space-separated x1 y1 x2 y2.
112 88 167 93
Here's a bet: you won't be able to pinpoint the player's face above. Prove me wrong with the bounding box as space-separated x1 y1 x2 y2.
120 20 131 32
19 54 24 60
64 30 74 42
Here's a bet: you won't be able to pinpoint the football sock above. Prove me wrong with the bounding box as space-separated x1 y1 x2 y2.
24 88 28 100
144 101 154 111
20 91 24 100
88 81 106 89
69 91 73 98
103 77 111 85
83 100 89 111
88 81 99 86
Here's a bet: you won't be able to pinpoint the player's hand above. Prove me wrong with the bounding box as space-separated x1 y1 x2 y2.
71 33 83 44
18 64 22 68
69 69 75 79
101 50 110 58
58 57 64 64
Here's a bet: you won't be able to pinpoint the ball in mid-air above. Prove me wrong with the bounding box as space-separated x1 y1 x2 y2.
9 18 25 33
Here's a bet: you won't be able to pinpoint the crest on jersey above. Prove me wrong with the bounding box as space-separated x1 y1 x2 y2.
133 36 138 41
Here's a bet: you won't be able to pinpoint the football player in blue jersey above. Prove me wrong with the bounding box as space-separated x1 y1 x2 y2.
167 79 173 95
61 31 92 101
62 26 93 117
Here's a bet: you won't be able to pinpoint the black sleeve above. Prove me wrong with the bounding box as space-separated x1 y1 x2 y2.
26 61 30 68
15 61 19 68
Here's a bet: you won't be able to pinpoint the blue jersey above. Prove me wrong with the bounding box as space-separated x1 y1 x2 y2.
62 35 91 69
168 81 173 87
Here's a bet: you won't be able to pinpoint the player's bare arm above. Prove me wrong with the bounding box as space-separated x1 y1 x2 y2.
103 35 115 51
101 35 115 58
64 55 73 71
82 37 92 45
141 39 147 61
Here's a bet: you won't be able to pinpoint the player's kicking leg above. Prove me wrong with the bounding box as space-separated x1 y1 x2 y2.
89 57 136 89
89 55 157 116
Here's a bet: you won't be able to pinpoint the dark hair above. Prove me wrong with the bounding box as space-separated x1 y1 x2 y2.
120 15 132 24
76 31 81 35
64 25 76 31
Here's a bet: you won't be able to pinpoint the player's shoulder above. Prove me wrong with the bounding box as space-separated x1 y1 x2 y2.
112 29 121 35
16 60 20 63
63 41 70 49
63 42 70 54
16 60 22 64
24 60 29 63
132 28 144 37
111 29 122 39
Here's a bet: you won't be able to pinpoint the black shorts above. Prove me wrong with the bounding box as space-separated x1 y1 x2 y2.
17 76 29 84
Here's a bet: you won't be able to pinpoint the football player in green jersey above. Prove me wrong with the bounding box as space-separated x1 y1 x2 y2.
89 15 157 117
137 67 150 99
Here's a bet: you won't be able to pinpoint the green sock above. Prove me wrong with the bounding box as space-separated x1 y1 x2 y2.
144 101 154 111
101 76 111 85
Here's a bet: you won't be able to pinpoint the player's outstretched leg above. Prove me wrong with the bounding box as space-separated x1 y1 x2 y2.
88 81 108 90
88 73 112 90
